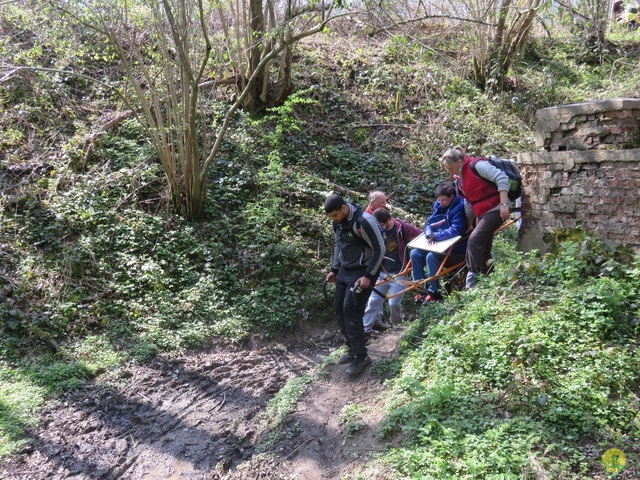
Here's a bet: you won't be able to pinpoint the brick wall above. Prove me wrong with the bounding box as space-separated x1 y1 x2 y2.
517 98 640 253
536 98 640 152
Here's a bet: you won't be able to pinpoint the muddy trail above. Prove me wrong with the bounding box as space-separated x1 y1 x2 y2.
1 322 410 480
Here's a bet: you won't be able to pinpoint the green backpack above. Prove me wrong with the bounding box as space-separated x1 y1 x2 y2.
471 155 522 201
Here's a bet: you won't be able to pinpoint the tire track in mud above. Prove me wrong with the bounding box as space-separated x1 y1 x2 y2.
0 338 330 480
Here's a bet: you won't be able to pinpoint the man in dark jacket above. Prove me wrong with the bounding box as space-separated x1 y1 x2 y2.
325 194 385 375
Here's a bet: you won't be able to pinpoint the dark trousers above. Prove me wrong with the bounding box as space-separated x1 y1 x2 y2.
466 209 503 274
334 279 375 359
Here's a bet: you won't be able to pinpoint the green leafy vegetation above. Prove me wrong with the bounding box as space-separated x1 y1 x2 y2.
340 403 368 442
381 234 640 478
0 372 46 458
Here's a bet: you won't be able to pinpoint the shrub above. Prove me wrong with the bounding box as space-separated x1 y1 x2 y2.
381 236 640 478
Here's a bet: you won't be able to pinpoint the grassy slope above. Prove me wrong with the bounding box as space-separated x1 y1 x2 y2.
1 3 640 475
379 234 640 479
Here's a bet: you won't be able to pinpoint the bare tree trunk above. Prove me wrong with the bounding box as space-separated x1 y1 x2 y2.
240 0 267 113
53 0 338 219
273 0 293 105
473 0 541 92
276 38 294 103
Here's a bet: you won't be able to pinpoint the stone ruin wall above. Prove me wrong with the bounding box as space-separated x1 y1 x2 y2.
517 98 640 254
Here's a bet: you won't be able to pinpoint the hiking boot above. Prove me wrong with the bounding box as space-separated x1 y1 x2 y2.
338 353 354 365
346 355 372 375
422 291 443 305
414 293 426 305
364 330 381 342
372 318 392 331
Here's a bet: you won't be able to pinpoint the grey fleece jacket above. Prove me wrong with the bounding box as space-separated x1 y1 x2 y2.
330 203 386 283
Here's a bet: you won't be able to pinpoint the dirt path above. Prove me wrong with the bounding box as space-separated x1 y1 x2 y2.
1 323 408 479
279 327 403 480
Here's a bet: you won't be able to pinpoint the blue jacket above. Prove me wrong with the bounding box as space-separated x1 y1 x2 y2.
424 194 468 255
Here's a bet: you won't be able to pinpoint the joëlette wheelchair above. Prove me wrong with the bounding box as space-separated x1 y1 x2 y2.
373 216 520 301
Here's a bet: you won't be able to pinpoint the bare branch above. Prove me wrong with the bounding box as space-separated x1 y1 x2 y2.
161 0 195 82
201 7 353 181
369 12 497 34
553 0 590 21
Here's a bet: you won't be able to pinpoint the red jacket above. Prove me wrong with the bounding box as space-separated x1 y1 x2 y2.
459 156 500 217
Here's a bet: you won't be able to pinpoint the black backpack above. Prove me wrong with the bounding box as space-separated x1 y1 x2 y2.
333 203 365 237
470 155 522 201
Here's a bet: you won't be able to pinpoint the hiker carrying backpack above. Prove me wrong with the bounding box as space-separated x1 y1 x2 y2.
439 146 514 289
324 193 386 375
